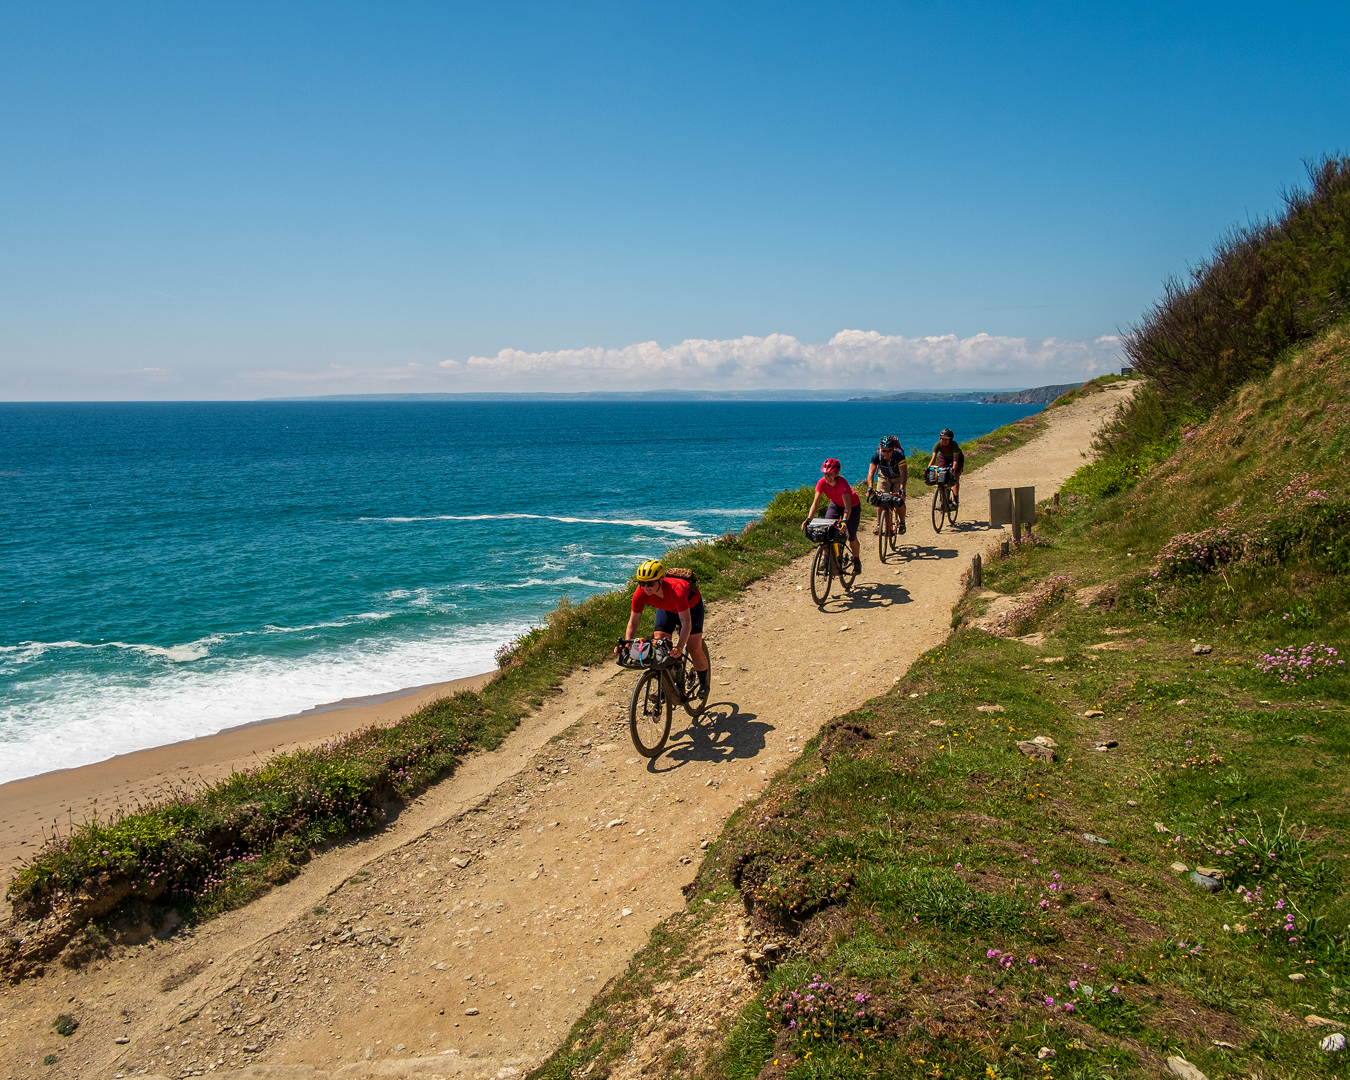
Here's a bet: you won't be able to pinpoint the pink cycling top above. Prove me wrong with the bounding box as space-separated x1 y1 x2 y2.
815 475 860 509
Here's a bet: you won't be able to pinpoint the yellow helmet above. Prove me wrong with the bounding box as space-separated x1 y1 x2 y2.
635 559 664 582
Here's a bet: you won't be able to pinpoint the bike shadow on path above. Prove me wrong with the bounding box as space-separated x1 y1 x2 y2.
818 581 912 612
646 701 772 771
888 542 960 562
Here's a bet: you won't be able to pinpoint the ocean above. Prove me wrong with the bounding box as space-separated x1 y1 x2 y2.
0 399 1041 782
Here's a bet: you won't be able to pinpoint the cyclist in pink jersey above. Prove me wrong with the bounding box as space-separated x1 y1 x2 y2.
800 457 863 573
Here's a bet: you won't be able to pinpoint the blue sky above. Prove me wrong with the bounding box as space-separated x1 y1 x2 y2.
2 2 1348 399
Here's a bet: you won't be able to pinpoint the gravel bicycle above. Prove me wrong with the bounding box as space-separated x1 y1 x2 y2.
868 490 905 563
926 466 959 532
805 517 858 605
615 638 712 758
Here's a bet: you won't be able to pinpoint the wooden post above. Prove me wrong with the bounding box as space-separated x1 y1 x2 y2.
971 554 982 587
1000 539 1010 558
1012 519 1022 543
1053 491 1060 507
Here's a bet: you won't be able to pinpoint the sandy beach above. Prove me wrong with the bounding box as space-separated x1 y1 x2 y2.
0 672 495 879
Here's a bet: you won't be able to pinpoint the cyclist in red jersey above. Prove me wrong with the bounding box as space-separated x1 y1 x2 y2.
620 559 710 694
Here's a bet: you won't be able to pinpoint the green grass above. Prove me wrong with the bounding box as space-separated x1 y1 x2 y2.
524 328 1350 1080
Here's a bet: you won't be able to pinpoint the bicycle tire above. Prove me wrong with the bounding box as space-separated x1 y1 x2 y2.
810 544 833 605
682 656 712 717
876 509 888 563
888 520 901 553
837 543 858 590
931 486 945 533
629 668 672 757
947 489 959 527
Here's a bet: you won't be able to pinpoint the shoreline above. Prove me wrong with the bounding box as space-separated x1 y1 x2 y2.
0 669 495 877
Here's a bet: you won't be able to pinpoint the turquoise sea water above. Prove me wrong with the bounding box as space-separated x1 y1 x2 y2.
0 400 1040 782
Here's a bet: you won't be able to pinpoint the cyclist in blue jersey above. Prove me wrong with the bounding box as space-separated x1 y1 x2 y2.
865 435 907 536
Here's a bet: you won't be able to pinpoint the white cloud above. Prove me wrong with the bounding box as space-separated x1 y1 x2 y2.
230 330 1122 397
446 329 1123 391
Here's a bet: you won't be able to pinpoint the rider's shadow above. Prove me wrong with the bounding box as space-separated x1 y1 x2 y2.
897 543 959 561
834 581 912 609
652 702 771 769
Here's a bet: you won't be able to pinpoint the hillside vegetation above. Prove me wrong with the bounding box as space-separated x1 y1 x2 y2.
527 211 1350 1077
1105 154 1350 458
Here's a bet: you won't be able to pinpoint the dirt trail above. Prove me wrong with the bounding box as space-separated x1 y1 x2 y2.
0 384 1132 1080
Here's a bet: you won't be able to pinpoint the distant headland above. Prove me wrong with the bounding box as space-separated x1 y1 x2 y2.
848 381 1083 405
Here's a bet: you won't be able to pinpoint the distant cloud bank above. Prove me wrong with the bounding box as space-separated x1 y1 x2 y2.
440 330 1122 391
230 329 1122 397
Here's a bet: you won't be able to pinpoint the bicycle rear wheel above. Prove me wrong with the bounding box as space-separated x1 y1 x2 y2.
931 487 945 532
888 516 901 553
682 656 711 717
837 543 858 590
947 489 959 527
629 669 672 757
810 544 833 605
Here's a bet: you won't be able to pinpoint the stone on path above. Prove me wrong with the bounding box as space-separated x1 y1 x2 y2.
1322 1033 1347 1052
977 704 1006 713
1031 735 1058 748
1082 709 1104 717
1306 1014 1336 1026
1192 644 1213 655
1170 862 1190 874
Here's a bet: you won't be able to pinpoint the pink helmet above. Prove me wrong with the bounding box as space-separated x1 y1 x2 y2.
821 458 841 474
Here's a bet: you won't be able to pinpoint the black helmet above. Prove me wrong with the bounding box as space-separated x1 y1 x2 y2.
880 435 900 449
940 428 954 439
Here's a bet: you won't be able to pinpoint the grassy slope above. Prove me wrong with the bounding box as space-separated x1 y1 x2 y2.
528 343 1350 1080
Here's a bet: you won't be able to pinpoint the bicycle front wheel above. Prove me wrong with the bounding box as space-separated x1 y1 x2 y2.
682 657 711 717
837 544 858 590
810 544 833 605
931 487 945 532
629 669 672 758
876 509 888 563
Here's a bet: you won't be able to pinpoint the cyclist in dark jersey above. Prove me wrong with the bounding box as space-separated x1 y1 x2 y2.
928 428 964 508
865 435 907 535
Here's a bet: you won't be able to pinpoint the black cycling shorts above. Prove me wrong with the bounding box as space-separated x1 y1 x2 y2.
825 501 862 541
654 597 705 636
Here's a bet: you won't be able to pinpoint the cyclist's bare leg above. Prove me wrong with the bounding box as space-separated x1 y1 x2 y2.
688 633 708 672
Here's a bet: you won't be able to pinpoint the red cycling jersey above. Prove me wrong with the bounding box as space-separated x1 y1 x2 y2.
630 575 701 615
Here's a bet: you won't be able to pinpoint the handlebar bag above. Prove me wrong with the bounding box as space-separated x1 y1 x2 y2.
805 517 846 542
